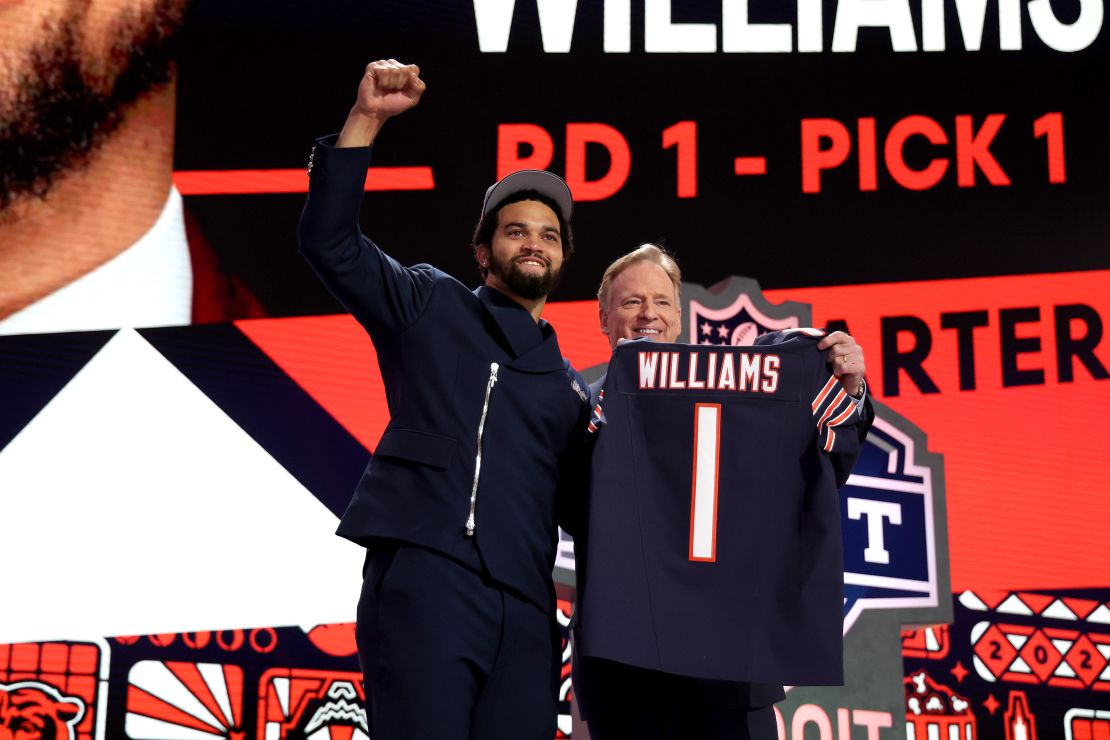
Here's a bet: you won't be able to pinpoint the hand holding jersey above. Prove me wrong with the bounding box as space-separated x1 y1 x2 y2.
817 330 867 397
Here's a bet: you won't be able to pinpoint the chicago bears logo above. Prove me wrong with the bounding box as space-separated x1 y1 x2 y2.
0 682 85 740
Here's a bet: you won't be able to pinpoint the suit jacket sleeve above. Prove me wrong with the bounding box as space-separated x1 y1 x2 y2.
831 392 873 486
553 365 593 538
297 136 436 335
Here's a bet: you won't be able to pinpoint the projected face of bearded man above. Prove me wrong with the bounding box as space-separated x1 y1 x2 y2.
0 0 188 323
0 0 186 213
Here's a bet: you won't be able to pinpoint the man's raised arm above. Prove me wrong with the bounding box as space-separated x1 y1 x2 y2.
297 60 433 335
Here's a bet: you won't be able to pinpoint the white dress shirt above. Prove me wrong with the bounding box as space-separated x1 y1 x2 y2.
0 187 193 336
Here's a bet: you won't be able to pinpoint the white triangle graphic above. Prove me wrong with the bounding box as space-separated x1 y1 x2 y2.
0 328 363 644
274 677 291 717
1089 605 1110 624
997 595 1034 616
958 591 988 611
1043 600 1078 620
197 664 234 727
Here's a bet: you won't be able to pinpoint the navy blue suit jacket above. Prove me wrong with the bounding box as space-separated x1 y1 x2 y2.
298 138 589 612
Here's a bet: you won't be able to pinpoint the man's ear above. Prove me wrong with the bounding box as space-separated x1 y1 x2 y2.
599 307 609 334
475 244 490 268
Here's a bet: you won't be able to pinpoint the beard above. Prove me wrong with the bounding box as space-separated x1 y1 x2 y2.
488 251 563 301
0 0 186 215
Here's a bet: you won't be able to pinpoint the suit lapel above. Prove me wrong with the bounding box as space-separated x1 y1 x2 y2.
475 286 566 373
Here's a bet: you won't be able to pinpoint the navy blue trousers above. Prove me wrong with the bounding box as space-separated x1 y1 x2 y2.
356 543 560 740
574 657 781 740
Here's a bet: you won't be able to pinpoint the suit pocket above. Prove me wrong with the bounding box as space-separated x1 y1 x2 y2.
372 427 457 470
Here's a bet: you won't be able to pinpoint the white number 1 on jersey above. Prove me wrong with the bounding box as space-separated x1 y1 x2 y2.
690 403 722 562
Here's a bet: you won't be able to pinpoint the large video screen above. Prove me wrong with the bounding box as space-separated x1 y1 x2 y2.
1 1 1106 738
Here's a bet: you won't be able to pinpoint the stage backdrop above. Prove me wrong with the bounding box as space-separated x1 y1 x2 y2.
1 1 1108 739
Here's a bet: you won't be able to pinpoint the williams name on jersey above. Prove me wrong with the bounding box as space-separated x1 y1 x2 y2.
633 346 781 394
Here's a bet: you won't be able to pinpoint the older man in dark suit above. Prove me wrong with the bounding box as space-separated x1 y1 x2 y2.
298 60 590 740
572 244 873 740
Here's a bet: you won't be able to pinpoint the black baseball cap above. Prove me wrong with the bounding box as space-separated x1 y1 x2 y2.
481 170 573 221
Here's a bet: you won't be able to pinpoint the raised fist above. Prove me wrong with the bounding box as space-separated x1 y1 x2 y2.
352 59 426 121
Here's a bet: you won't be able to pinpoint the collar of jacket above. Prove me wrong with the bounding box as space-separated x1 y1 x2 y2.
475 285 566 373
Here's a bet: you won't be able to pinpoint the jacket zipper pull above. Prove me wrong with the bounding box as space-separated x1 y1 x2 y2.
466 362 499 537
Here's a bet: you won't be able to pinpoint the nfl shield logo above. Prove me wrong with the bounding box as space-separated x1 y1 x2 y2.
679 276 808 345
688 293 800 346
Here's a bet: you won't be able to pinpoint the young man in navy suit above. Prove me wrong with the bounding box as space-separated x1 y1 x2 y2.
572 245 873 740
298 60 590 740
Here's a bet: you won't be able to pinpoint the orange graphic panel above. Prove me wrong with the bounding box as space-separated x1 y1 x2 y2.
767 270 1110 593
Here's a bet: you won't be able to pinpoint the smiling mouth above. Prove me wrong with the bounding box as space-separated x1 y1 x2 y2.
515 257 548 269
634 328 661 336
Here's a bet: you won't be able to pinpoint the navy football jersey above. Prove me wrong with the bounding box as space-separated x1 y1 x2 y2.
574 330 862 685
